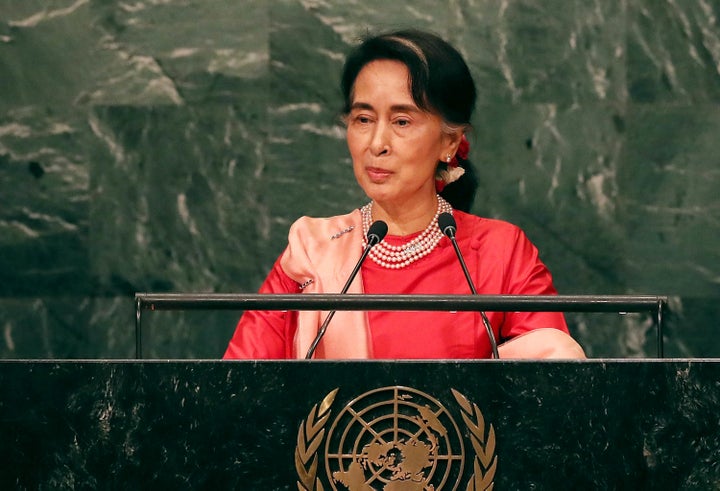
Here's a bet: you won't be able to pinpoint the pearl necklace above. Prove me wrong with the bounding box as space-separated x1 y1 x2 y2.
361 195 453 269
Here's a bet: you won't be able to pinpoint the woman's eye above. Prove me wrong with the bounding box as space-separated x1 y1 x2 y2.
355 115 371 124
395 119 410 127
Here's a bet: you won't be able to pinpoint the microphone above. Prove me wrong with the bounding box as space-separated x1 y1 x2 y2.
305 220 388 359
438 212 500 359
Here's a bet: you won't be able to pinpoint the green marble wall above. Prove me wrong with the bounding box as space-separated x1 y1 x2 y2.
1 1 718 359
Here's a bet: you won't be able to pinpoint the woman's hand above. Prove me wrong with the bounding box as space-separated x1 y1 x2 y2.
497 328 586 359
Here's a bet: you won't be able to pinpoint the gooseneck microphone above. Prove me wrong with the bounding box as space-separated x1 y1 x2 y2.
305 220 388 359
438 212 500 359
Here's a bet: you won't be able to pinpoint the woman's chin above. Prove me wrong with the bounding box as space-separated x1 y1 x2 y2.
359 181 387 198
363 188 396 204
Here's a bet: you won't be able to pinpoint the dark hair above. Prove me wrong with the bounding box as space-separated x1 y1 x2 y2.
341 29 478 211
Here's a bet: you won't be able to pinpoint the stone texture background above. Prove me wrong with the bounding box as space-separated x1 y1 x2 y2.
1 0 718 359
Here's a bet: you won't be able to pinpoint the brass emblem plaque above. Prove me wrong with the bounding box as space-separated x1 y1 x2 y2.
295 386 496 490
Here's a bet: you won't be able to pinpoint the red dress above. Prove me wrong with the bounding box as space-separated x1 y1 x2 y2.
223 210 567 359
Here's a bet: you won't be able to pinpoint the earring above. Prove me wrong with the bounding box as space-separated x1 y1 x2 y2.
446 154 452 163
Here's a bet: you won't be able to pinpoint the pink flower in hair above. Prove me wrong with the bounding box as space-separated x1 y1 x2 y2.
452 134 470 165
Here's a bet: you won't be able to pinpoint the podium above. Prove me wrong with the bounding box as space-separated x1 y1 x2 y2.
2 294 718 489
1 359 719 489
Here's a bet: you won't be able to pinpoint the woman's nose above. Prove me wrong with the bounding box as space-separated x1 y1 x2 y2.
370 123 390 156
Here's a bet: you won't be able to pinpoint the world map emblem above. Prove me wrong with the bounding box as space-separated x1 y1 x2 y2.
295 386 497 491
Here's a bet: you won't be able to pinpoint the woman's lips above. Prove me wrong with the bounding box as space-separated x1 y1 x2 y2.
366 166 392 181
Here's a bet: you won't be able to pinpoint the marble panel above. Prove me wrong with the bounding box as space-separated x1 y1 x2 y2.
138 307 239 359
1 1 120 111
628 0 720 102
0 109 91 296
0 296 134 358
470 102 628 295
459 0 628 104
618 104 720 296
87 103 270 295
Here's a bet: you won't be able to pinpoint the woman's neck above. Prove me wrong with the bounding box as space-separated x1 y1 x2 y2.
371 194 439 236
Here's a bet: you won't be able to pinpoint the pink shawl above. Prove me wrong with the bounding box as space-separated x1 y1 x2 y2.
279 209 371 359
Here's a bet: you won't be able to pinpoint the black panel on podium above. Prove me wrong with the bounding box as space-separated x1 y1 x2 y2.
4 294 717 489
1 360 719 489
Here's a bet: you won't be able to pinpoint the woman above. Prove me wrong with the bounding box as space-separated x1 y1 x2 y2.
224 29 585 360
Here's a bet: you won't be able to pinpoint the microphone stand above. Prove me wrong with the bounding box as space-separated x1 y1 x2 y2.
440 213 500 359
305 221 387 359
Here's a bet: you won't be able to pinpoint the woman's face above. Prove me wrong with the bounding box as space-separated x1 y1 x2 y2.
346 59 458 209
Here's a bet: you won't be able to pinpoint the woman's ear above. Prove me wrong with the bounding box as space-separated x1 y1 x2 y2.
441 131 464 160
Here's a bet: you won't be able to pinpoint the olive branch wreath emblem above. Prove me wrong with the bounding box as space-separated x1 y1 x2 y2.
451 388 497 491
295 388 338 491
294 387 496 491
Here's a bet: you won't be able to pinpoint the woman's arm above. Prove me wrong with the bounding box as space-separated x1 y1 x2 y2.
223 256 300 359
490 222 585 358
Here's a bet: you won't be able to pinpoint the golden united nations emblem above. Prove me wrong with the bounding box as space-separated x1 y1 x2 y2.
295 386 496 491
